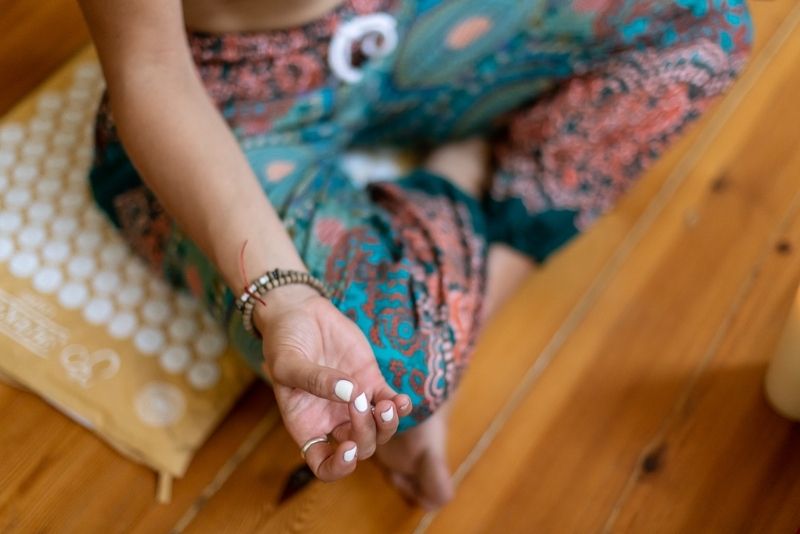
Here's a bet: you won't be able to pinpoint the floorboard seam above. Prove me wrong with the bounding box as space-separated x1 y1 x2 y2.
602 186 800 533
414 6 800 532
601 11 800 529
170 407 282 534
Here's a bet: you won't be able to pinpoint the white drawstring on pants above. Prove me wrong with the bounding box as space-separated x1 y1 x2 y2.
328 13 399 84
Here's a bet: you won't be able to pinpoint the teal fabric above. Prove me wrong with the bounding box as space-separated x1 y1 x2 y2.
88 0 752 429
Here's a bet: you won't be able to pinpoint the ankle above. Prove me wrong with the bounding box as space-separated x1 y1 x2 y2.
423 138 489 198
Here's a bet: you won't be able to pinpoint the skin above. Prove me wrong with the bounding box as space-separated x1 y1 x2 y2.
77 0 534 507
255 287 413 480
182 0 348 33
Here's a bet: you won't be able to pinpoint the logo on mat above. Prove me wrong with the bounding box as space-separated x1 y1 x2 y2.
59 344 121 388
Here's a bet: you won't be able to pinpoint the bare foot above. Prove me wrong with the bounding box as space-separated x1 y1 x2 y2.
424 137 490 197
375 400 454 510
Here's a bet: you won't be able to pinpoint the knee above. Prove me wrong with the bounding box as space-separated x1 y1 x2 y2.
322 180 486 430
664 1 754 99
694 0 754 64
333 268 481 431
366 311 472 431
716 1 754 63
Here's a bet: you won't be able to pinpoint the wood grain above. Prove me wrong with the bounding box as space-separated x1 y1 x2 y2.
0 382 282 533
208 2 800 532
427 3 800 532
1 1 800 533
611 170 800 533
177 2 800 532
0 0 90 116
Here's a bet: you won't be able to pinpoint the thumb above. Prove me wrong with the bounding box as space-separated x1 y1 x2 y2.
268 352 360 403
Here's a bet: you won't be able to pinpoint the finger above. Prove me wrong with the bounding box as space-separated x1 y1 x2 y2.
393 394 413 417
304 439 358 482
349 391 378 459
369 378 412 417
269 353 358 403
329 421 352 444
373 399 399 445
372 382 413 417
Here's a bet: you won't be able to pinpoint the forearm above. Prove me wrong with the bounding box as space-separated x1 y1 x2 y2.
110 65 306 292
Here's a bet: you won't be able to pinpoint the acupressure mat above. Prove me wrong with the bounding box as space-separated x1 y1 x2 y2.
0 48 254 478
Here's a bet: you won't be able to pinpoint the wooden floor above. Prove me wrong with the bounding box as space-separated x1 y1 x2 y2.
2 1 800 532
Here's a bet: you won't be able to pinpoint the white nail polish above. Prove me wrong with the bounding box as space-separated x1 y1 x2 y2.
343 446 357 463
354 392 368 413
335 380 354 402
380 406 394 422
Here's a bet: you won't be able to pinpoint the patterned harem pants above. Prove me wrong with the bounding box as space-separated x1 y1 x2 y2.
88 0 753 429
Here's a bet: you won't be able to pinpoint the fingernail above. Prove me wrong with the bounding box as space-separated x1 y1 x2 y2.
335 380 354 402
343 446 357 462
354 392 368 413
380 406 394 422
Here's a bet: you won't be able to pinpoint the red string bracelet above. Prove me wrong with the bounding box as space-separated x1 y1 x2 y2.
239 240 267 307
234 241 332 338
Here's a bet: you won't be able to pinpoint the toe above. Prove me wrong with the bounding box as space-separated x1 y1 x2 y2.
418 451 454 509
389 472 418 505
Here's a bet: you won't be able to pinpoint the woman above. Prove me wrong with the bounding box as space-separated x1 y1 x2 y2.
80 0 752 509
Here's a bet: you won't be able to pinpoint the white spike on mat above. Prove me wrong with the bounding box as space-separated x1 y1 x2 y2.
0 47 253 479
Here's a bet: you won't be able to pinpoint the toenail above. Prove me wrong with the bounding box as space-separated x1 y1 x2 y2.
380 406 394 422
354 392 369 413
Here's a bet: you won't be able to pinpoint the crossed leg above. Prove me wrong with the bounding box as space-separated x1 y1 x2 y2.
90 2 751 507
374 1 752 502
375 139 535 509
374 244 534 509
423 137 536 321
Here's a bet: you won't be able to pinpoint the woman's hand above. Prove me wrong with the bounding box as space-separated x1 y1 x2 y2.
253 285 413 481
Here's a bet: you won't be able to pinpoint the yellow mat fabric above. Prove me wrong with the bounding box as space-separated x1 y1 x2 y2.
0 47 254 477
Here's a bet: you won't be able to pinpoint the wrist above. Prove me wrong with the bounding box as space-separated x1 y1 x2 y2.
212 230 307 292
236 267 332 338
251 283 321 335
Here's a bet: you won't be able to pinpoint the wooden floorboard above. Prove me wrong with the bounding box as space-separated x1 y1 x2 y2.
611 186 800 533
0 382 281 533
1 1 800 533
196 4 800 532
426 3 800 532
0 0 89 115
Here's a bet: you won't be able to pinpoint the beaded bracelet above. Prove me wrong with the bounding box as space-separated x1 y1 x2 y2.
236 268 332 338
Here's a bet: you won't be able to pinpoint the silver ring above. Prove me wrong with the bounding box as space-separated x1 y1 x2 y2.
300 435 330 460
